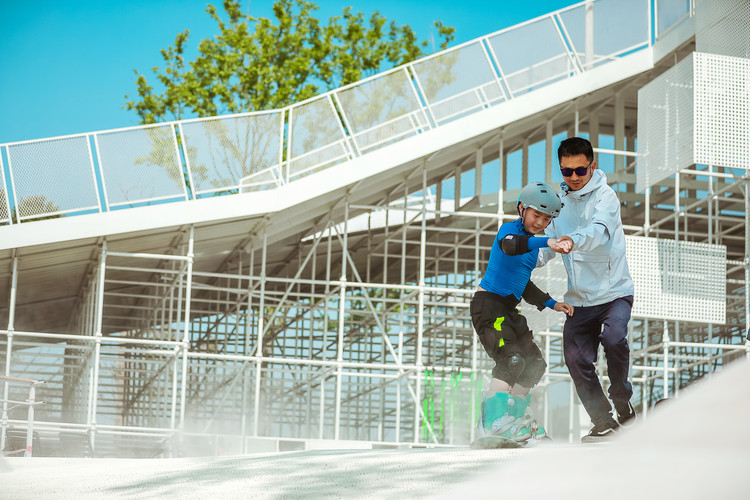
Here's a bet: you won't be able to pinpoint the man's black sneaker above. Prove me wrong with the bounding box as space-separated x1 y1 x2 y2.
581 421 620 443
615 401 637 426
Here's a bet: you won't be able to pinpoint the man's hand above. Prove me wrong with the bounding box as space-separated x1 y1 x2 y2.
554 302 574 316
548 236 574 254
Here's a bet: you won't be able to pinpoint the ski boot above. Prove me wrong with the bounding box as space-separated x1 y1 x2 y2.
479 392 524 436
505 395 547 442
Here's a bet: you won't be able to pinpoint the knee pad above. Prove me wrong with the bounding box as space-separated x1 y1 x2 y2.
519 355 547 388
506 353 526 380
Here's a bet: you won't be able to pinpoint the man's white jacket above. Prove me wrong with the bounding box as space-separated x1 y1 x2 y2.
538 169 634 307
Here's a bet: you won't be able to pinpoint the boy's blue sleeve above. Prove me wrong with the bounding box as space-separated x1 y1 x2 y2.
527 237 549 250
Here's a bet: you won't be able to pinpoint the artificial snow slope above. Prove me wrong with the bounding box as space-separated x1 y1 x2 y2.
444 357 750 499
3 358 749 499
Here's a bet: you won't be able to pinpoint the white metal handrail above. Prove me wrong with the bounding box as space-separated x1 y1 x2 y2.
1 375 46 457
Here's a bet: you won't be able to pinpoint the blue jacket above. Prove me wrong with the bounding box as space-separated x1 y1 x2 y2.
480 219 553 310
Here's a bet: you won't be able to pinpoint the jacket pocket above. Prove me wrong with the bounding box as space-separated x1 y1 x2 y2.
571 253 610 300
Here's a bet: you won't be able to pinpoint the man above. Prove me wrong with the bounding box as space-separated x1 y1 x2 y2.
470 182 573 442
539 137 636 443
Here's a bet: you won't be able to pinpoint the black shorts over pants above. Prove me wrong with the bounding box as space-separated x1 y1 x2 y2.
470 291 547 388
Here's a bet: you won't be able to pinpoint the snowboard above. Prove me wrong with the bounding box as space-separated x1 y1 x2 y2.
471 434 553 449
470 435 524 449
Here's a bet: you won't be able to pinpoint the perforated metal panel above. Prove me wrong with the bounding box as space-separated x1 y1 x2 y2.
335 68 428 154
95 124 186 208
524 235 725 326
180 111 283 196
693 52 750 169
695 0 750 59
287 95 351 182
636 53 694 191
626 236 726 324
7 136 100 221
411 41 504 125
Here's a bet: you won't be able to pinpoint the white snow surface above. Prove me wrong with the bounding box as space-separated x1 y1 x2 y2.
3 358 750 499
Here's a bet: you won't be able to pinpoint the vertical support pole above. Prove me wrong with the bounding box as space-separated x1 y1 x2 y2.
178 226 195 430
675 173 680 243
470 217 480 442
475 149 483 200
614 91 625 172
745 177 750 355
662 320 670 399
254 227 268 437
589 113 600 150
568 380 575 443
89 240 107 449
543 334 551 435
645 186 651 236
522 139 529 187
454 166 461 212
585 0 594 70
1 254 18 453
707 165 716 245
24 384 36 457
498 133 505 227
674 320 680 397
240 245 254 452
334 196 350 440
170 260 183 433
642 318 649 419
414 166 428 443
545 120 554 186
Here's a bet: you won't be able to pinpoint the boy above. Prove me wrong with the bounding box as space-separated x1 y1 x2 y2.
470 182 573 441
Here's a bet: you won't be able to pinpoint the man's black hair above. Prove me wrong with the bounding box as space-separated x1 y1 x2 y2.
558 137 594 163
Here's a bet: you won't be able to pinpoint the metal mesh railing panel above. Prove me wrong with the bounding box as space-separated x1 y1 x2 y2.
181 112 283 196
335 69 426 153
411 41 503 124
560 0 649 69
627 236 726 324
7 136 99 221
0 152 9 223
288 95 350 181
693 53 750 169
636 53 694 191
656 0 691 38
486 16 572 96
95 125 186 208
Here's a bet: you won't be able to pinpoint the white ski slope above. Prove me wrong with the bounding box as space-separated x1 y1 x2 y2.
3 357 749 499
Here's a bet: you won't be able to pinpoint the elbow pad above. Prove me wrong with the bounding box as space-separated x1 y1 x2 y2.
500 234 530 255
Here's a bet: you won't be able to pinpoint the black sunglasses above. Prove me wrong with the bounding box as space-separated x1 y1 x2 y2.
560 160 592 177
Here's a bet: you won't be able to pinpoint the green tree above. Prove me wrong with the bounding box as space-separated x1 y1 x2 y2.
124 0 455 123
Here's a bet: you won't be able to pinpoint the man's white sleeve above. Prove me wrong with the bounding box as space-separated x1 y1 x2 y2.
569 192 619 251
537 247 557 268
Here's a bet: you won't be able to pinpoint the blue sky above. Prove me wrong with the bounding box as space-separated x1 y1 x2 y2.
0 0 575 144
